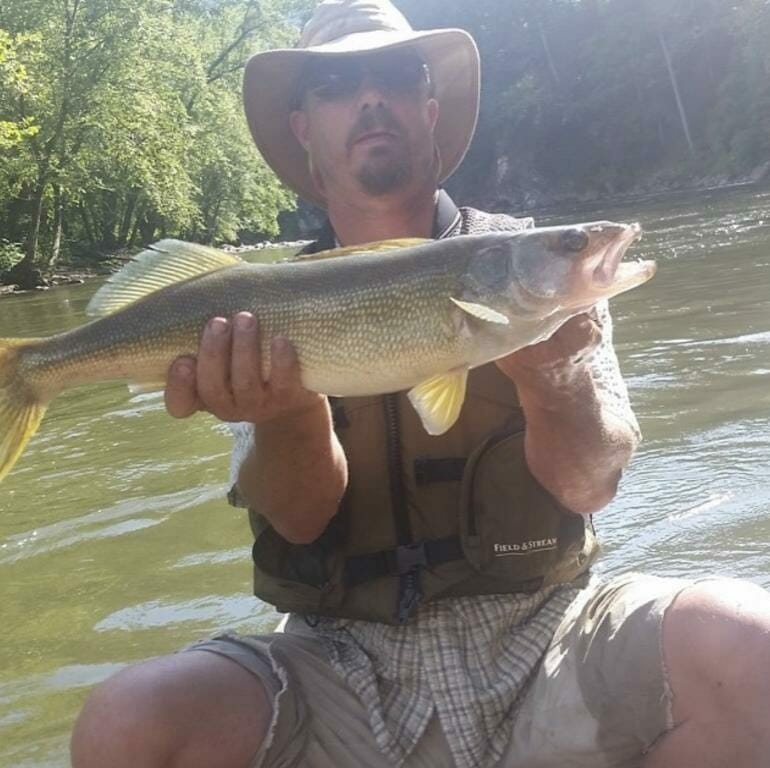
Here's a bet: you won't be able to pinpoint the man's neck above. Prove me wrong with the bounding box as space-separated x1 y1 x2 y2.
326 189 439 246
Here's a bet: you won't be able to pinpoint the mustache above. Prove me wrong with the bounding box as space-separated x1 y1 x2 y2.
346 107 404 151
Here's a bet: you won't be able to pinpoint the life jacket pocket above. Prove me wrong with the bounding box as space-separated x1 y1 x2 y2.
459 428 587 585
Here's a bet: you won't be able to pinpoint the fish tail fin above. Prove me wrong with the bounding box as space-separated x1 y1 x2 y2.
0 338 48 483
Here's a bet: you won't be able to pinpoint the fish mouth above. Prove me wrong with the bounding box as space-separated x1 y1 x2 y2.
585 222 655 301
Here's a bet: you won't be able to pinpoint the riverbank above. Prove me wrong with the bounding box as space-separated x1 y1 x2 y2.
2 171 768 297
0 240 309 298
0 270 93 297
484 162 770 218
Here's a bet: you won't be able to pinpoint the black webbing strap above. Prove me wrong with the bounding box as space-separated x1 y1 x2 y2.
414 457 466 485
433 189 462 238
344 536 464 588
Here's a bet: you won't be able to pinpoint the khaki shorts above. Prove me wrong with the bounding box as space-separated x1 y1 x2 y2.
188 573 692 768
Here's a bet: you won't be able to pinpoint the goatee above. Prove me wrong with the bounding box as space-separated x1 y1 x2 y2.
357 152 411 195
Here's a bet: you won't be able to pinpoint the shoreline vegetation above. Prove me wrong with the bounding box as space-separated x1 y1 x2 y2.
2 0 768 291
2 173 766 299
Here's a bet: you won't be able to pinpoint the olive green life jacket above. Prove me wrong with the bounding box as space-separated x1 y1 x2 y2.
242 193 599 625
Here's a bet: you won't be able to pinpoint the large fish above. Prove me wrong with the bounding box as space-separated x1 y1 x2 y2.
0 222 654 483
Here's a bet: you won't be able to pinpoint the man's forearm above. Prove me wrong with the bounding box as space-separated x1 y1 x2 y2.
237 399 348 543
516 366 638 515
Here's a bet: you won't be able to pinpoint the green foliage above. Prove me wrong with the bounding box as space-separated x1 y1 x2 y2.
0 240 23 274
0 30 40 149
0 0 313 280
1 0 767 282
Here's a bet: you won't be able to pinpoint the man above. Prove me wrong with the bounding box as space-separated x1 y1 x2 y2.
71 1 770 767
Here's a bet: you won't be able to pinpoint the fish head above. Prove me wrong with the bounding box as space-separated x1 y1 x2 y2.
463 222 655 318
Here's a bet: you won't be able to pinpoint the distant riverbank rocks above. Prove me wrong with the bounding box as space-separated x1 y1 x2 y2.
220 240 311 254
0 271 90 297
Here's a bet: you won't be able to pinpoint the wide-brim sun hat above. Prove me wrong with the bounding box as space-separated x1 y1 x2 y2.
243 0 480 208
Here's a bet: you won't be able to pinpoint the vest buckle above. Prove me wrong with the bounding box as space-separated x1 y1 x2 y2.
393 541 428 574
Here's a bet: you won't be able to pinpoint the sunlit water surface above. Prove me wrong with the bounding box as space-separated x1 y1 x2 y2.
1 187 769 765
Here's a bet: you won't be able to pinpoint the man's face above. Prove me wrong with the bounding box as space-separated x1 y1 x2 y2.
289 49 440 202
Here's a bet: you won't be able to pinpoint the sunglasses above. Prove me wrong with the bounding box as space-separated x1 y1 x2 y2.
293 53 431 107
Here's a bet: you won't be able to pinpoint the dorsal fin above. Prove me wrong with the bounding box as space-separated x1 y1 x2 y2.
292 237 430 262
86 239 242 318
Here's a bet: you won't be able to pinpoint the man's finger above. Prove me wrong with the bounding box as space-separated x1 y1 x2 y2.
231 312 264 406
270 336 303 396
165 357 202 418
197 317 236 415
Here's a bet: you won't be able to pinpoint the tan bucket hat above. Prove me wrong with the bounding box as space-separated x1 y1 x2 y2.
243 0 480 207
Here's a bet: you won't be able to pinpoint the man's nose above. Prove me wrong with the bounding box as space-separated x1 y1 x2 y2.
355 73 389 110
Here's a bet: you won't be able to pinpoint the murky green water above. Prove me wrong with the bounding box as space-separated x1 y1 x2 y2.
1 188 769 765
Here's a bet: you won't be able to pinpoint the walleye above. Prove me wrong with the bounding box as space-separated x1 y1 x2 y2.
0 223 654 483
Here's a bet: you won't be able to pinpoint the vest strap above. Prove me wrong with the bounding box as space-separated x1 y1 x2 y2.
344 536 464 587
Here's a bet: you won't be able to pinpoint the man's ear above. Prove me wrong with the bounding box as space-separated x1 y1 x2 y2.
289 110 310 150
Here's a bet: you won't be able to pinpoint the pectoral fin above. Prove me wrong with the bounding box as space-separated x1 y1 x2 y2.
450 298 509 325
407 368 469 436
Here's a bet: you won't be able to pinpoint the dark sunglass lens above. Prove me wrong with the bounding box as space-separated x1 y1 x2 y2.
307 60 362 100
295 54 429 106
373 57 429 92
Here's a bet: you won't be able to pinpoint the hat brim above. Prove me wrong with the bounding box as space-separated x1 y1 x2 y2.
243 28 480 208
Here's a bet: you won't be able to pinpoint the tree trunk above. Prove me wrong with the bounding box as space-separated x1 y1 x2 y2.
139 214 158 244
100 189 118 252
8 177 49 289
657 27 696 156
43 183 64 270
79 201 96 248
117 190 138 249
538 21 561 88
128 200 147 247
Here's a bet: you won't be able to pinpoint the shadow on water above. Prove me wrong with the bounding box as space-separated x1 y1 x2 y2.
1 192 769 765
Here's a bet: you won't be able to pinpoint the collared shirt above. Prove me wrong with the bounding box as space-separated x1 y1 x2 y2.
229 194 640 768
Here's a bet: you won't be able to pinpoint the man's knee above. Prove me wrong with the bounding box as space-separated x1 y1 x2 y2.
663 578 770 718
71 651 272 768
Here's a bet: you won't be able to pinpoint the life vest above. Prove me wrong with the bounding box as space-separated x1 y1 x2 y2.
245 193 598 624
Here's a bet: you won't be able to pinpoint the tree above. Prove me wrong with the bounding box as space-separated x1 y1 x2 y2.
0 0 313 287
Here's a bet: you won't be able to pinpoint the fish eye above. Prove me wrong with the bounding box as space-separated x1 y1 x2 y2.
561 228 589 253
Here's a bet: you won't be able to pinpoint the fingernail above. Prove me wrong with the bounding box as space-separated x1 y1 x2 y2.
209 317 228 335
235 313 255 331
174 360 193 379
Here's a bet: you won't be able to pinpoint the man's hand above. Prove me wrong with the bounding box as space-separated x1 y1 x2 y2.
495 313 602 392
164 311 324 423
494 311 636 515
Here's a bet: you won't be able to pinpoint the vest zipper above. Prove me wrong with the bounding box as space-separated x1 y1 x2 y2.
384 394 421 622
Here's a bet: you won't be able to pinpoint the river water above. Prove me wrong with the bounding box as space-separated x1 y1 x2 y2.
0 187 769 765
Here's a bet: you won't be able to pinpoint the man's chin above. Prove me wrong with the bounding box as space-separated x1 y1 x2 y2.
356 160 411 197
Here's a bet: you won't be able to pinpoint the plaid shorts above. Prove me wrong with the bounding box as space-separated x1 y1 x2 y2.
187 572 692 768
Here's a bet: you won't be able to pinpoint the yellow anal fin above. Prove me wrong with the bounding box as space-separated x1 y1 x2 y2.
292 238 430 262
407 368 469 436
86 239 243 318
450 297 510 325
